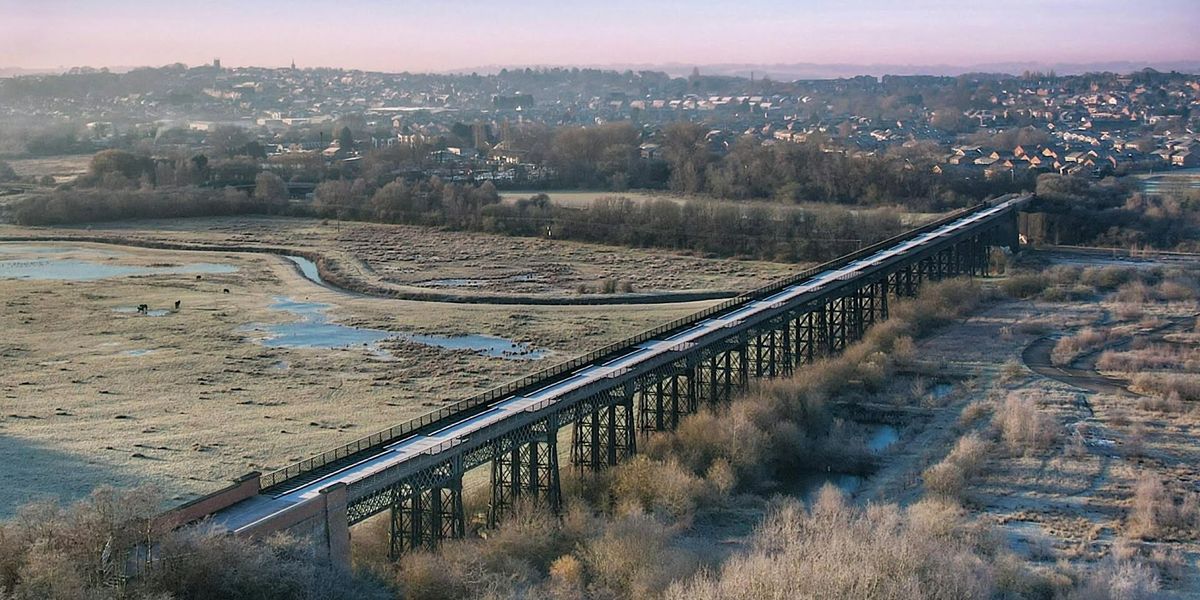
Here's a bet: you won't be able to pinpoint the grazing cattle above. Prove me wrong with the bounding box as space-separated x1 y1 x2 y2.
136 304 148 314
195 275 202 280
223 288 230 294
174 300 181 310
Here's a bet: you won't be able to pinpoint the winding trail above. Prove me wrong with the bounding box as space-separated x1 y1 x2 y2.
1021 336 1133 396
1021 314 1198 396
0 234 738 306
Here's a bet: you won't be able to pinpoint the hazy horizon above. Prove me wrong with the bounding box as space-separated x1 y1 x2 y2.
3 0 1198 74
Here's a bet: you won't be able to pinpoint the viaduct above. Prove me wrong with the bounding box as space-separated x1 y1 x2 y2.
162 193 1032 568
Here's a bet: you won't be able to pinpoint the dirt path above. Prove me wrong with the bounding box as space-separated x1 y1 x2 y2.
1022 314 1199 396
1021 336 1134 396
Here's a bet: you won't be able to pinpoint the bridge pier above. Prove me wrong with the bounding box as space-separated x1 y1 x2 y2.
751 326 787 378
796 309 817 365
388 478 465 559
693 348 735 406
319 484 351 572
572 385 636 471
637 364 699 433
489 419 562 526
875 278 889 322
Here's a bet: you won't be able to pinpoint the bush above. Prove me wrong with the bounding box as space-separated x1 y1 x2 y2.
1052 328 1110 366
1067 557 1161 600
1000 273 1049 299
1126 475 1200 541
578 512 696 599
664 490 1000 600
1080 266 1134 291
1131 373 1200 402
0 487 386 600
610 457 709 518
923 433 991 500
995 393 1060 455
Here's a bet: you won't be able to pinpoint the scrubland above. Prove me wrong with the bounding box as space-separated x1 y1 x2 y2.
359 257 1200 600
4 249 1200 599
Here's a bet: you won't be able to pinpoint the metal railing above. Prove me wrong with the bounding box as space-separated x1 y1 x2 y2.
258 199 1001 491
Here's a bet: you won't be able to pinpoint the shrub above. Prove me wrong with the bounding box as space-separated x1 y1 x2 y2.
610 457 708 518
1000 273 1049 299
1126 475 1200 541
1130 373 1200 402
996 393 1060 455
1067 558 1160 600
1052 328 1110 366
1080 266 1134 291
1000 359 1026 382
663 490 999 600
923 433 991 500
578 512 696 599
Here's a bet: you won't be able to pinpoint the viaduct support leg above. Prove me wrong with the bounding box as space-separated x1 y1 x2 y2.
573 388 636 471
388 478 466 559
488 421 561 527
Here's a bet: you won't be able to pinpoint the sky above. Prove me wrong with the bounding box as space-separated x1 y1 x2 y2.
2 0 1198 73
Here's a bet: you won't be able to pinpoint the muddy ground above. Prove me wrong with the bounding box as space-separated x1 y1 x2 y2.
1 217 798 299
0 241 706 513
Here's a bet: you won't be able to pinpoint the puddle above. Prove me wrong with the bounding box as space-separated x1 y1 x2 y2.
790 472 866 503
929 383 954 400
242 298 395 352
415 274 540 288
0 244 236 281
406 332 548 360
285 256 323 284
124 349 154 357
114 307 171 317
866 425 899 453
786 423 898 503
243 297 547 360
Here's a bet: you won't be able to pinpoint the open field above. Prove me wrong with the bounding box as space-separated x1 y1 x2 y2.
3 154 92 184
499 189 698 208
0 241 706 513
500 188 942 225
1 216 798 300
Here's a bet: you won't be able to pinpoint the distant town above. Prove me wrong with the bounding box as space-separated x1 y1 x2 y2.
2 62 1198 192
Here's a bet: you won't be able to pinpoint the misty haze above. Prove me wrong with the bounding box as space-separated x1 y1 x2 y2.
1 2 1199 599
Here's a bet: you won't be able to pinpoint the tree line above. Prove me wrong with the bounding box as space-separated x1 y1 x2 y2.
14 172 905 263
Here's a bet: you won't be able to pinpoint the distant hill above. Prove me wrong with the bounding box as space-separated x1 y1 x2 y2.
451 60 1200 79
7 60 1199 81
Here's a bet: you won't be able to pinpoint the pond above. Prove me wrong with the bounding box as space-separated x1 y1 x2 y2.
242 297 548 360
790 424 899 502
285 256 323 284
0 244 236 281
866 424 900 453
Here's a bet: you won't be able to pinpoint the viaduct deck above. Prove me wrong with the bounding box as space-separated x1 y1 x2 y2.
168 193 1032 564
